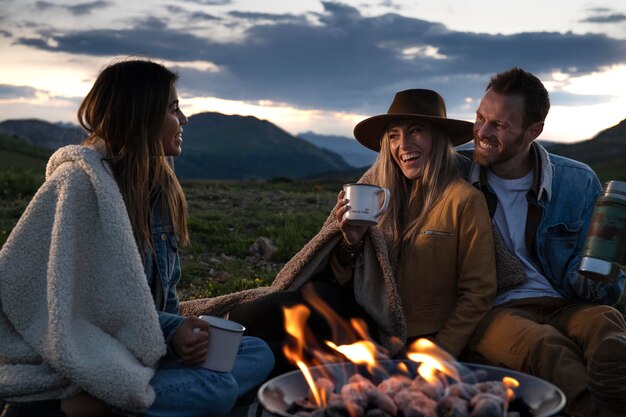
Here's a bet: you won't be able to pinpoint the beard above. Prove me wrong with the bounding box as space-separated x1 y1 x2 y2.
473 131 527 168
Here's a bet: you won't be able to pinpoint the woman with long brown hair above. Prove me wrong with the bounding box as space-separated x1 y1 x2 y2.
334 89 497 355
0 58 273 417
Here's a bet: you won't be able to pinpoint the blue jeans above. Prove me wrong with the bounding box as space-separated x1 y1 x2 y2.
116 336 274 417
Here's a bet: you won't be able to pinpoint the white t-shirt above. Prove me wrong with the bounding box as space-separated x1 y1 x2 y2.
486 169 562 305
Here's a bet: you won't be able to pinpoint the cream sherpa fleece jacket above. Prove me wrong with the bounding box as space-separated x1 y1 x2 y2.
0 145 166 411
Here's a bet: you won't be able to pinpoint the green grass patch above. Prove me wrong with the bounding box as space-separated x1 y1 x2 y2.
173 179 340 299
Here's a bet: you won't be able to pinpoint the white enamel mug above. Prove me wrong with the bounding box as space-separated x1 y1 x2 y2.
342 183 391 226
197 315 245 372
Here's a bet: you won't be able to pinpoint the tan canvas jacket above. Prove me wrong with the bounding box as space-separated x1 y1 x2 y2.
397 177 497 357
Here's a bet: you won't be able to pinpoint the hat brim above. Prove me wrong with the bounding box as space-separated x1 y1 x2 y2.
353 113 474 152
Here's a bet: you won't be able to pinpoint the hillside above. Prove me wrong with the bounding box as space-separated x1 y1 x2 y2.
549 118 626 165
176 112 352 179
0 119 85 149
0 134 51 201
0 133 52 171
548 118 626 182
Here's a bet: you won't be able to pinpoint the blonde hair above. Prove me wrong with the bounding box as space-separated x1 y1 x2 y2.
78 59 189 255
370 123 459 256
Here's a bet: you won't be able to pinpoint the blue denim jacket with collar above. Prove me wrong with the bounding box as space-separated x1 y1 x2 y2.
462 142 625 305
144 198 185 355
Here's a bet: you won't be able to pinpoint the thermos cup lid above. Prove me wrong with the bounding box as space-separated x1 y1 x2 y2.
606 180 626 199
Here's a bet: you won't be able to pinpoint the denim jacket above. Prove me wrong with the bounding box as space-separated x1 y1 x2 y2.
144 198 185 355
462 142 625 305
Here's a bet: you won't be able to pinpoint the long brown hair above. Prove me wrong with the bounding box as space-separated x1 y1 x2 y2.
370 123 459 256
78 58 189 255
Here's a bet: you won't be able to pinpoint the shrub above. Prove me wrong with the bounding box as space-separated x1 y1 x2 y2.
0 170 43 200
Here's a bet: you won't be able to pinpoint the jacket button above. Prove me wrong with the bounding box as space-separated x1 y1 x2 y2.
161 233 167 241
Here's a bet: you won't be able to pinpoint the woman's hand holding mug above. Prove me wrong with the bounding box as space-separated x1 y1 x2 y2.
335 189 369 247
171 316 211 365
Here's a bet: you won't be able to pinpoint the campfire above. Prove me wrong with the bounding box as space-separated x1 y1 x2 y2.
257 289 565 417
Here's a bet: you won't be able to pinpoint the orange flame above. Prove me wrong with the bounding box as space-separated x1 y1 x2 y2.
297 360 322 405
300 284 357 344
396 361 409 374
282 304 310 355
503 376 520 402
326 340 377 366
406 338 461 382
282 305 327 406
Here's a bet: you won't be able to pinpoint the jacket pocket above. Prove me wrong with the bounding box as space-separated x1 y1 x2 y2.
546 220 583 237
543 220 583 279
421 230 453 237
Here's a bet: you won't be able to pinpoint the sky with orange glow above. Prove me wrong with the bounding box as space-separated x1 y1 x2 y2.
1 0 625 143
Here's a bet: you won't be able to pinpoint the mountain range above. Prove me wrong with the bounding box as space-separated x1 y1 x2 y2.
0 114 624 180
297 131 378 168
0 114 354 180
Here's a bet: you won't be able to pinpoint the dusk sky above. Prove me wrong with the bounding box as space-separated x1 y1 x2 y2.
1 0 626 143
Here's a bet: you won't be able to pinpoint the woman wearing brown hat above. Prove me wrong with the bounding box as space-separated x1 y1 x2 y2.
180 89 497 373
331 89 497 356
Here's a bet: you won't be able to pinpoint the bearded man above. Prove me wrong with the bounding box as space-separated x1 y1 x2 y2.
463 67 626 417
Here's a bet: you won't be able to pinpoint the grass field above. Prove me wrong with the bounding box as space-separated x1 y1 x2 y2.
177 178 342 300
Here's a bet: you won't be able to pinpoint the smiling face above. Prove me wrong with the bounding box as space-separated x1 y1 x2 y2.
473 88 542 178
161 83 188 157
387 119 433 180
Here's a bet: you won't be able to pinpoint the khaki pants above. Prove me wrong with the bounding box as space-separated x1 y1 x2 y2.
468 297 626 417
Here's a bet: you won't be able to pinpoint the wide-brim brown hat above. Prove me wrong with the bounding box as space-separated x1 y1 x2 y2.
353 89 473 152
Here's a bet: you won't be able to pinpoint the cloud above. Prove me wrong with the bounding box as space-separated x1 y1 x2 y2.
580 7 626 23
580 13 626 24
190 11 221 21
0 84 39 99
34 0 111 16
14 2 626 115
377 0 401 10
67 1 111 16
227 11 301 22
34 1 55 12
179 0 232 5
586 7 612 13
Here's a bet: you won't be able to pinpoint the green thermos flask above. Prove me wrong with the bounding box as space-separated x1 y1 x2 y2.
579 180 626 282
